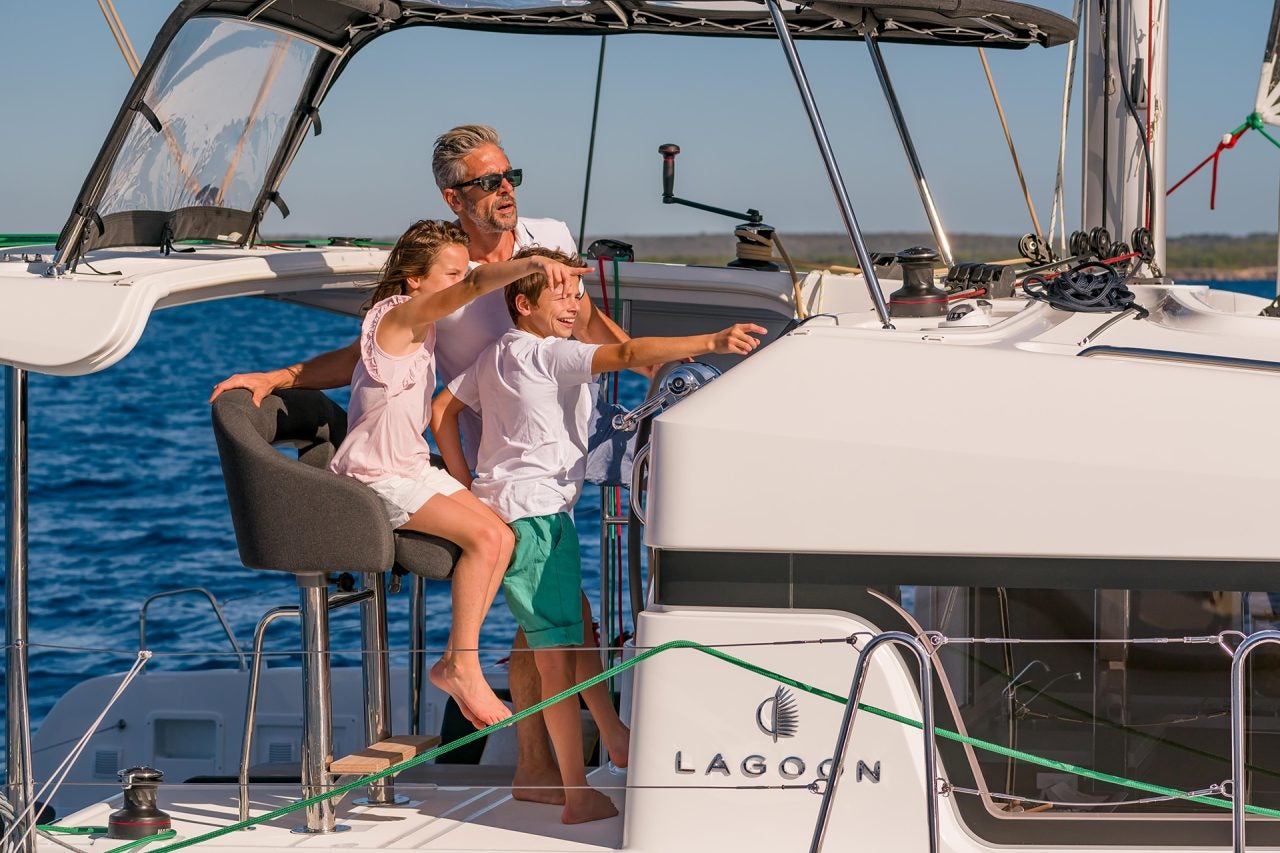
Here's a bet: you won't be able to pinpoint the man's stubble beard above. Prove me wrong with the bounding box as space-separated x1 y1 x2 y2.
465 194 518 234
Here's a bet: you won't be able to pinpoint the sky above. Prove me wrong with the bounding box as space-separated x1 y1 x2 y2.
1 1 1278 241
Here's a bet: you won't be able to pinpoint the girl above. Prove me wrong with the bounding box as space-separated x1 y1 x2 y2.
330 219 590 728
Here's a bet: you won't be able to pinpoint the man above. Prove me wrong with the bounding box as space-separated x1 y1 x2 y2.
210 124 632 804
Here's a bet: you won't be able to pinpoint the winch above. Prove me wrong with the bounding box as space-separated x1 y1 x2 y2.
107 767 172 840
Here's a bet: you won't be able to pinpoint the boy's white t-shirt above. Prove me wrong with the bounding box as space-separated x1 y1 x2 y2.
433 217 576 465
448 329 601 524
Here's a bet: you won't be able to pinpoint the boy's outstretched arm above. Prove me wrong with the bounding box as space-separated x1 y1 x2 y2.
590 323 767 374
429 389 474 489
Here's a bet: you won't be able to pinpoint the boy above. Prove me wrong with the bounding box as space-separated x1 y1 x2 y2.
431 247 765 824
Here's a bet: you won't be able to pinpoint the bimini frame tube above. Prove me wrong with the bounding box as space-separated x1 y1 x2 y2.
809 631 939 853
865 34 955 268
6 366 35 853
764 0 893 328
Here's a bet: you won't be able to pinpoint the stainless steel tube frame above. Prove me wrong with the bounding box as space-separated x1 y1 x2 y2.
1229 629 1280 853
764 0 892 329
6 366 35 853
359 572 405 805
139 587 247 670
239 606 299 824
865 35 954 268
410 575 426 737
295 580 348 834
809 631 939 853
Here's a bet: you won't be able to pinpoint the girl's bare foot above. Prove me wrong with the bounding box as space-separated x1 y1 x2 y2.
430 658 512 729
602 724 630 769
511 766 567 805
562 788 618 825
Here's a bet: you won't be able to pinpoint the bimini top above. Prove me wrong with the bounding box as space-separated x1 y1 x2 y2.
54 0 1075 263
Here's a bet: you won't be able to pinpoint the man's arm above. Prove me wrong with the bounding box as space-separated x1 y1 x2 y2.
429 389 474 489
208 339 360 406
590 323 766 374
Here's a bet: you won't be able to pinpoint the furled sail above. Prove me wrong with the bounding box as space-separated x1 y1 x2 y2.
1255 0 1280 125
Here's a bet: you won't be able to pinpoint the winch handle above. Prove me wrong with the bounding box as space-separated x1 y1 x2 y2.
659 143 681 201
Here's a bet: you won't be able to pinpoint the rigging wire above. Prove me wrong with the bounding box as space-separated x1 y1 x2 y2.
1049 0 1084 259
977 49 1044 242
576 36 609 253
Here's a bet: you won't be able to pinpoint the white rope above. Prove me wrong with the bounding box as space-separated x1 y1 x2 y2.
2 652 150 852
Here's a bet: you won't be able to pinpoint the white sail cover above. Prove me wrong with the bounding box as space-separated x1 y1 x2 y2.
1255 0 1280 125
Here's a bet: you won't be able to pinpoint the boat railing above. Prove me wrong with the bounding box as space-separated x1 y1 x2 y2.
808 630 940 853
1227 629 1280 853
237 588 372 824
137 587 247 671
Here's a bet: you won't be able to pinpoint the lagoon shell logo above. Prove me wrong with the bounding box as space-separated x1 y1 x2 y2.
756 686 799 742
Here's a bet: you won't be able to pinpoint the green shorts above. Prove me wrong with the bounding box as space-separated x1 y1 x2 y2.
504 513 585 649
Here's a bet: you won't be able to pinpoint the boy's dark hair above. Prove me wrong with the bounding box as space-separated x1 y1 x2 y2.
505 246 580 322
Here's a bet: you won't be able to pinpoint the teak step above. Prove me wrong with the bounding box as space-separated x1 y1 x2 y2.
329 734 441 775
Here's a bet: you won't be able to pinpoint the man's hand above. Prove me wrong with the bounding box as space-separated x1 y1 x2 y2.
711 323 768 356
208 369 289 406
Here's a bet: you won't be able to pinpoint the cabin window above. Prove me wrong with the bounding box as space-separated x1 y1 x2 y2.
906 586 1275 819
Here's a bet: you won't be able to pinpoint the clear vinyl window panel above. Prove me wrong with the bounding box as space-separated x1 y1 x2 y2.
98 17 318 216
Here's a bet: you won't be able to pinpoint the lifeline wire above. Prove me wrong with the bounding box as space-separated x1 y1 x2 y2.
3 652 151 852
121 639 1280 853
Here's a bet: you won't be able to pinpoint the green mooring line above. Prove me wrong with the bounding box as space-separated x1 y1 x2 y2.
106 639 1274 853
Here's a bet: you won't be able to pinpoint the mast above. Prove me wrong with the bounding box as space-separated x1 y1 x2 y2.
1081 0 1167 270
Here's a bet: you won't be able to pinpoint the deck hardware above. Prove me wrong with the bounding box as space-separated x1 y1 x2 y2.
6 366 34 853
108 767 171 840
612 362 721 432
809 631 939 853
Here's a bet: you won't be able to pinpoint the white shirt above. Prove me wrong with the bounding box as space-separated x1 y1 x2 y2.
434 217 576 465
448 329 601 523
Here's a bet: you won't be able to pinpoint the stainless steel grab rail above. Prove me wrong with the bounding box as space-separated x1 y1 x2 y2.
138 587 247 670
1078 346 1280 373
809 631 940 853
1228 629 1280 853
237 589 371 824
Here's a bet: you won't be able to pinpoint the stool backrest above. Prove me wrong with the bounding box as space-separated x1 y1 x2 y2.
212 389 394 575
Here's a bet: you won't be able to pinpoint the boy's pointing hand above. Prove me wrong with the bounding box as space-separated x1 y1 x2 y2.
712 323 767 356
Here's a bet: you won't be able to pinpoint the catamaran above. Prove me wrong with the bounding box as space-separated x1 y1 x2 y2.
6 0 1280 851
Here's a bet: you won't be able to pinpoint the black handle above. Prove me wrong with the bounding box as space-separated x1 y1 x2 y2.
659 143 680 200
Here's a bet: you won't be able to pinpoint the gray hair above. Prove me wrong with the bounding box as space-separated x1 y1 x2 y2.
432 125 504 191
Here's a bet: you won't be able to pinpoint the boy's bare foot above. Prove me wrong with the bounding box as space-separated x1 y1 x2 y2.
511 766 567 805
430 658 512 729
562 789 618 825
602 725 630 769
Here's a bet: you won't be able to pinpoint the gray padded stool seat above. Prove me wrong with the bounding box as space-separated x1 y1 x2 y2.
211 388 459 575
211 388 460 830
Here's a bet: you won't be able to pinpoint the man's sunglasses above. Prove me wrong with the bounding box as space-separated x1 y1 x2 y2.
451 168 522 193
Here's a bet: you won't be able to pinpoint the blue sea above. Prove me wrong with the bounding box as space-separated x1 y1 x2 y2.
0 295 649 760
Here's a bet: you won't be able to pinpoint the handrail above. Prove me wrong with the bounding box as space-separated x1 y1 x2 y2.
809 631 939 853
138 588 247 671
1228 629 1280 853
237 589 370 823
1078 345 1280 373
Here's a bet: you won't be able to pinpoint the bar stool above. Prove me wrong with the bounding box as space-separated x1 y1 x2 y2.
212 389 458 830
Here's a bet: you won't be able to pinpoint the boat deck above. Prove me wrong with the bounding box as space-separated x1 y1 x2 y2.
47 765 625 851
